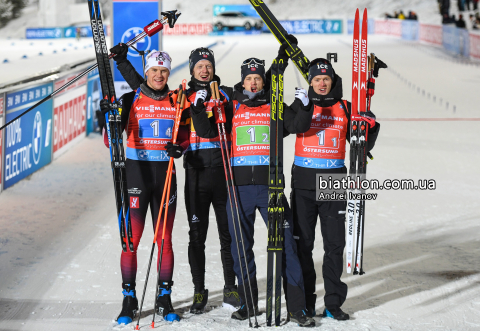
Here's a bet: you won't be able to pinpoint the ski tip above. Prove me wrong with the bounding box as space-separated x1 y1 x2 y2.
151 321 155 328
135 324 140 330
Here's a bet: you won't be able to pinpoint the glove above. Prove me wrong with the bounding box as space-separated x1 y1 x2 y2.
359 110 376 128
100 99 110 115
194 89 208 107
295 88 309 107
278 34 298 60
165 142 183 159
110 43 129 63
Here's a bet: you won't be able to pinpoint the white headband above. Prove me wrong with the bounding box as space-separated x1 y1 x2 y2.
145 50 172 74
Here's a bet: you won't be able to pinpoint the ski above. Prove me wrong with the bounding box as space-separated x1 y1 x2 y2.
249 0 310 83
346 9 360 274
347 9 369 275
88 0 133 252
267 58 285 326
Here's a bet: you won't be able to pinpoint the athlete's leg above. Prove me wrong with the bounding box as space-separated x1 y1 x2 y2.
151 162 177 282
121 160 151 285
210 166 236 287
318 199 348 308
185 167 213 292
226 184 258 307
257 185 306 313
292 188 320 309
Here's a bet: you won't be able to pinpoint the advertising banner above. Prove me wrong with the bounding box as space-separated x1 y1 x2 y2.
26 27 63 39
0 94 3 193
347 19 376 34
213 4 259 17
374 19 402 37
401 20 419 41
443 25 460 54
163 23 213 35
459 28 470 57
3 83 54 189
277 20 342 34
53 73 88 159
469 32 480 59
27 26 108 39
419 24 443 45
112 0 159 97
86 68 102 135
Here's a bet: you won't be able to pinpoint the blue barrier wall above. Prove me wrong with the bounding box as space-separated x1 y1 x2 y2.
347 19 375 34
443 25 461 54
3 83 54 189
271 20 343 34
26 26 107 39
402 20 419 40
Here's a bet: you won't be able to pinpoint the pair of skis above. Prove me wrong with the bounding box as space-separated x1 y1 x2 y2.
266 58 285 327
88 0 132 253
88 0 180 254
346 9 383 275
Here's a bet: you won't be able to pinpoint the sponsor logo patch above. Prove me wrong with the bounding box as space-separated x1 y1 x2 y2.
130 197 139 209
128 188 142 195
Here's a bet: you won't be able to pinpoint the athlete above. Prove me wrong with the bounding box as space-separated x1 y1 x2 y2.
102 45 187 324
286 57 380 320
181 48 239 313
192 49 315 326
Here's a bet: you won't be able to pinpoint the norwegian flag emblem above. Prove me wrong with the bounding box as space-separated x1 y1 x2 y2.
251 68 256 71
158 61 164 65
321 69 327 73
203 54 208 58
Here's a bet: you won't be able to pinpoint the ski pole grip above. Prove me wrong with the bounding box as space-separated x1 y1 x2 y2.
144 20 163 37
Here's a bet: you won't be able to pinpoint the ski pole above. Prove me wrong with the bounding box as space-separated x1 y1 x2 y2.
134 81 186 330
211 81 259 328
0 11 181 132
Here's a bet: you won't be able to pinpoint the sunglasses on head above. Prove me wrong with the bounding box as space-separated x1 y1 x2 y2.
242 57 265 66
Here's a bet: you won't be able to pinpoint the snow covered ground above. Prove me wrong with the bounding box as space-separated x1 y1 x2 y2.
1 32 480 331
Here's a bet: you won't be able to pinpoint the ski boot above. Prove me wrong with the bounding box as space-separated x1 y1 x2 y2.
322 306 350 320
116 283 138 325
305 294 316 318
288 310 316 327
156 281 180 322
231 304 261 320
190 289 208 314
222 285 241 310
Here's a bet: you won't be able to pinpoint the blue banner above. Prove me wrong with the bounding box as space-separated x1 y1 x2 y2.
443 25 460 54
4 83 54 189
26 26 107 39
113 1 159 95
402 20 419 41
26 28 63 39
269 20 342 34
347 19 375 34
459 28 470 57
86 68 102 135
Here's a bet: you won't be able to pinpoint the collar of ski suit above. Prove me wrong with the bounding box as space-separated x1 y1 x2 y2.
188 75 221 92
140 82 170 101
232 81 269 107
308 74 343 107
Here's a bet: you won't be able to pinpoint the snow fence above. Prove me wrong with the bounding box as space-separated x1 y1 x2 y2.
0 63 101 192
